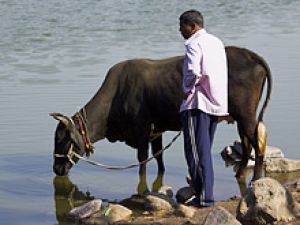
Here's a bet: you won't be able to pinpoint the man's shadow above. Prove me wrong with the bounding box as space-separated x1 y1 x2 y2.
53 176 94 224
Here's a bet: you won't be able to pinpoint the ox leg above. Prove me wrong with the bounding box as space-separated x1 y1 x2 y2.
151 135 165 174
152 173 164 192
236 123 253 178
137 144 150 194
252 122 267 181
236 176 248 196
236 136 252 178
252 144 264 181
151 135 165 192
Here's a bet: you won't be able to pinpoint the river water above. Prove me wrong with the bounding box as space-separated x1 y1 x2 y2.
0 0 299 224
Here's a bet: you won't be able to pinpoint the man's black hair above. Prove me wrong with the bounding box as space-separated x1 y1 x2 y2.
179 10 204 27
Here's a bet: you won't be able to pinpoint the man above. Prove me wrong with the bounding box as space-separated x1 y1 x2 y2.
179 10 228 207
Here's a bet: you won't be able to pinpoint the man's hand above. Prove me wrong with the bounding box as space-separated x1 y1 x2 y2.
184 92 191 100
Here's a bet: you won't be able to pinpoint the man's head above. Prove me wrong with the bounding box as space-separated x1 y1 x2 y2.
179 10 204 39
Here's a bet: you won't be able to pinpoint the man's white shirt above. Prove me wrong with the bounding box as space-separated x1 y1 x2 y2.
180 29 228 116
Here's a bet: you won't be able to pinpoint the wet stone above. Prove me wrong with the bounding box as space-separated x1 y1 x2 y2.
68 199 102 219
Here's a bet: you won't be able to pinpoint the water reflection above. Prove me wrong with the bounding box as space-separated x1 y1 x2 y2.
53 176 94 225
232 165 253 196
137 170 164 194
229 163 300 196
53 171 165 224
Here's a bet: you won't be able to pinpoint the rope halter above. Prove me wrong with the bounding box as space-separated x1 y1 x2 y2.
52 109 95 166
54 143 76 165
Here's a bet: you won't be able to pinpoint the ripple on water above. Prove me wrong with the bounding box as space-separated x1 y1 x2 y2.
14 63 61 74
20 78 61 85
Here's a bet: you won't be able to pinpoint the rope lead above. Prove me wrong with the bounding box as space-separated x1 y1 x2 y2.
71 131 182 170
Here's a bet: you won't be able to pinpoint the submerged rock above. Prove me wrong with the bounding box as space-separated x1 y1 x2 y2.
237 177 300 224
68 199 102 219
266 158 300 173
203 206 241 225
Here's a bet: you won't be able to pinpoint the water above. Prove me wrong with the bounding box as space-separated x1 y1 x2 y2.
0 0 299 224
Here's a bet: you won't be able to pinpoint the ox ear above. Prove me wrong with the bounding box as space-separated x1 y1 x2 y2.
50 112 73 128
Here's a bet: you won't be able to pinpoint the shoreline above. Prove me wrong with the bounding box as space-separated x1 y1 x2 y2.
73 178 300 225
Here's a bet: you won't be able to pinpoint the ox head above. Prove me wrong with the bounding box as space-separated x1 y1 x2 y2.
50 112 86 176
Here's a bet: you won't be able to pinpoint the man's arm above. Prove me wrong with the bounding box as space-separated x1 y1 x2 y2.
183 43 202 98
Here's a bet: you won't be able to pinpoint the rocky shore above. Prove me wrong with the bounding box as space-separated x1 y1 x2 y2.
62 144 300 225
65 178 300 225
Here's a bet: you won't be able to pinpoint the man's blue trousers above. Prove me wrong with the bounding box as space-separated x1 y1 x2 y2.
181 109 218 206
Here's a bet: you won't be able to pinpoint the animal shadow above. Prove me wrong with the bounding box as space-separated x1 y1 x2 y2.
53 176 94 224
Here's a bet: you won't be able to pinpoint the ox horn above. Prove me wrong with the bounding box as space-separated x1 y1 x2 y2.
49 112 72 127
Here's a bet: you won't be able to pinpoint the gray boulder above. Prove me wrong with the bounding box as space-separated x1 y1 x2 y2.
266 158 300 173
68 199 102 219
203 206 241 225
237 177 300 224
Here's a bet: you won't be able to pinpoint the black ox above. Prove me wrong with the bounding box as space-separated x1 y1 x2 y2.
51 46 272 183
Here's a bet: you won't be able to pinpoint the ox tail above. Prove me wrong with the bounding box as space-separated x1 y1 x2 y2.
255 54 273 122
256 121 267 157
252 53 271 157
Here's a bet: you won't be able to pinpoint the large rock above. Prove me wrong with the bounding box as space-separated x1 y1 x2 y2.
176 186 196 204
68 199 102 219
145 193 176 213
266 158 300 173
203 206 241 225
237 177 300 224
